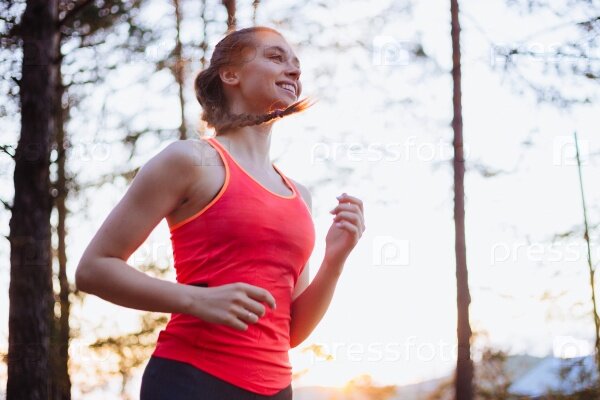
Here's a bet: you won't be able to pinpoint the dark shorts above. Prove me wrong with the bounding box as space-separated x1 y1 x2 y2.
140 355 293 400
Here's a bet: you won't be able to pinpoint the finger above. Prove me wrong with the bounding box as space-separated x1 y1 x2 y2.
233 305 258 324
334 210 365 231
242 283 277 309
333 210 360 225
227 314 249 331
335 220 360 237
333 197 365 225
330 203 364 223
335 218 364 236
336 193 364 214
239 297 267 318
329 202 360 214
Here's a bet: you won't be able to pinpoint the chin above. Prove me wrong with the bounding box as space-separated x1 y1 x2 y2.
271 96 297 111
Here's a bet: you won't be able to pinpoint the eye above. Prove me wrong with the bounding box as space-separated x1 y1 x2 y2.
269 54 284 61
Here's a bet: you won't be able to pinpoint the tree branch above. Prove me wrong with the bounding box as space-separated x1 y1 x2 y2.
0 144 15 158
57 0 95 28
1 198 12 211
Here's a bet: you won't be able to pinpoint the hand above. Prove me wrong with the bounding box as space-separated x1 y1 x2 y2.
186 282 277 331
324 192 366 268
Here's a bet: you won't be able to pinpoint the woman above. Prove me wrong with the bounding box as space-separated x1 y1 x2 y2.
75 26 366 400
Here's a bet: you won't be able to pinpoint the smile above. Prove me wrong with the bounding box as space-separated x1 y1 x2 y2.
276 82 296 96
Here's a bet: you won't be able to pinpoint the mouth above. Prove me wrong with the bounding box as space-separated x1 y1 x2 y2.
276 82 297 97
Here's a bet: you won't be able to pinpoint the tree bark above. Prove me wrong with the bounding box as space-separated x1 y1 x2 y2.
173 0 187 140
252 0 260 25
450 0 474 399
222 0 236 33
7 0 59 398
573 131 600 383
50 49 72 400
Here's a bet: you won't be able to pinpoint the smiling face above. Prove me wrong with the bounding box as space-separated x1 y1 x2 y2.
219 30 302 115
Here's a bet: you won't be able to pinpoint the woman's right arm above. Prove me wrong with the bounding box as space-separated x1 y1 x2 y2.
75 140 276 329
75 140 198 314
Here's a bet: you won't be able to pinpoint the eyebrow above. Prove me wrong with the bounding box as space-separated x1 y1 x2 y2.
265 45 301 68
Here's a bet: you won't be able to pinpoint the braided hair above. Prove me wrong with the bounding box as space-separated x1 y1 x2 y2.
194 26 316 136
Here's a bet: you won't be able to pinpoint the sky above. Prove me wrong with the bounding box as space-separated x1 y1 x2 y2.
1 0 600 397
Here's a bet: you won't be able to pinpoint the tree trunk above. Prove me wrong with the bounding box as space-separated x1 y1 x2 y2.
197 0 210 137
450 0 474 399
222 0 236 33
50 48 72 400
7 0 59 398
573 131 600 383
252 0 260 25
173 0 187 140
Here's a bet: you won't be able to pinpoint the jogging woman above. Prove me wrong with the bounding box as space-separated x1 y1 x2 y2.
75 26 366 400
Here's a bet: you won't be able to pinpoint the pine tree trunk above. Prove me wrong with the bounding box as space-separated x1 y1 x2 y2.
450 0 474 399
573 131 600 385
222 0 236 33
50 52 72 400
7 0 59 398
252 0 260 25
173 0 187 140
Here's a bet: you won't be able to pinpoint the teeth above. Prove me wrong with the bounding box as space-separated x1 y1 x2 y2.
277 83 295 94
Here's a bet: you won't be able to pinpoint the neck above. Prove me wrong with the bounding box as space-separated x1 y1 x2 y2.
216 122 276 171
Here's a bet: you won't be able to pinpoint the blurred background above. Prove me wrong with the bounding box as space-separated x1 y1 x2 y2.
1 0 600 398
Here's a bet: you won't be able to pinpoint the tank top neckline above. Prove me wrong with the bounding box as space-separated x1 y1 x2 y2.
201 136 297 200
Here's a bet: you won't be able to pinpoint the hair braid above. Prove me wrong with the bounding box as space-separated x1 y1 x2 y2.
216 97 317 133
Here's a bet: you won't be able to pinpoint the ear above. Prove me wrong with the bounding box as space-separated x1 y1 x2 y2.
219 66 240 88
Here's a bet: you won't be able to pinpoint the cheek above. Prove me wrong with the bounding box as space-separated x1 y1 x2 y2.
242 65 277 95
238 77 266 102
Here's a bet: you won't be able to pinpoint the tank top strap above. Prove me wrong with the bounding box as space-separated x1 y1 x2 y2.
272 163 297 192
201 136 231 167
201 135 297 200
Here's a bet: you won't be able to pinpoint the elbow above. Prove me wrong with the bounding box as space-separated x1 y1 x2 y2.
290 335 305 349
75 258 94 294
289 327 303 349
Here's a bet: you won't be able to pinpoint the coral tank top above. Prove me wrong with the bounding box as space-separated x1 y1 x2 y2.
151 135 315 395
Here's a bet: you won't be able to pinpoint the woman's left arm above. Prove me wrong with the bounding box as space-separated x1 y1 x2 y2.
289 190 365 348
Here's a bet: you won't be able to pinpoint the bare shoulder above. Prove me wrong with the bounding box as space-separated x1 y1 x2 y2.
140 138 222 202
181 137 224 167
287 177 312 213
155 138 223 177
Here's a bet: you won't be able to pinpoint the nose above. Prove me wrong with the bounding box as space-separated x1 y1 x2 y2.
286 62 301 80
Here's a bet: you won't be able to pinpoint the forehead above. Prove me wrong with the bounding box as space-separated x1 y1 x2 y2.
253 31 300 64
